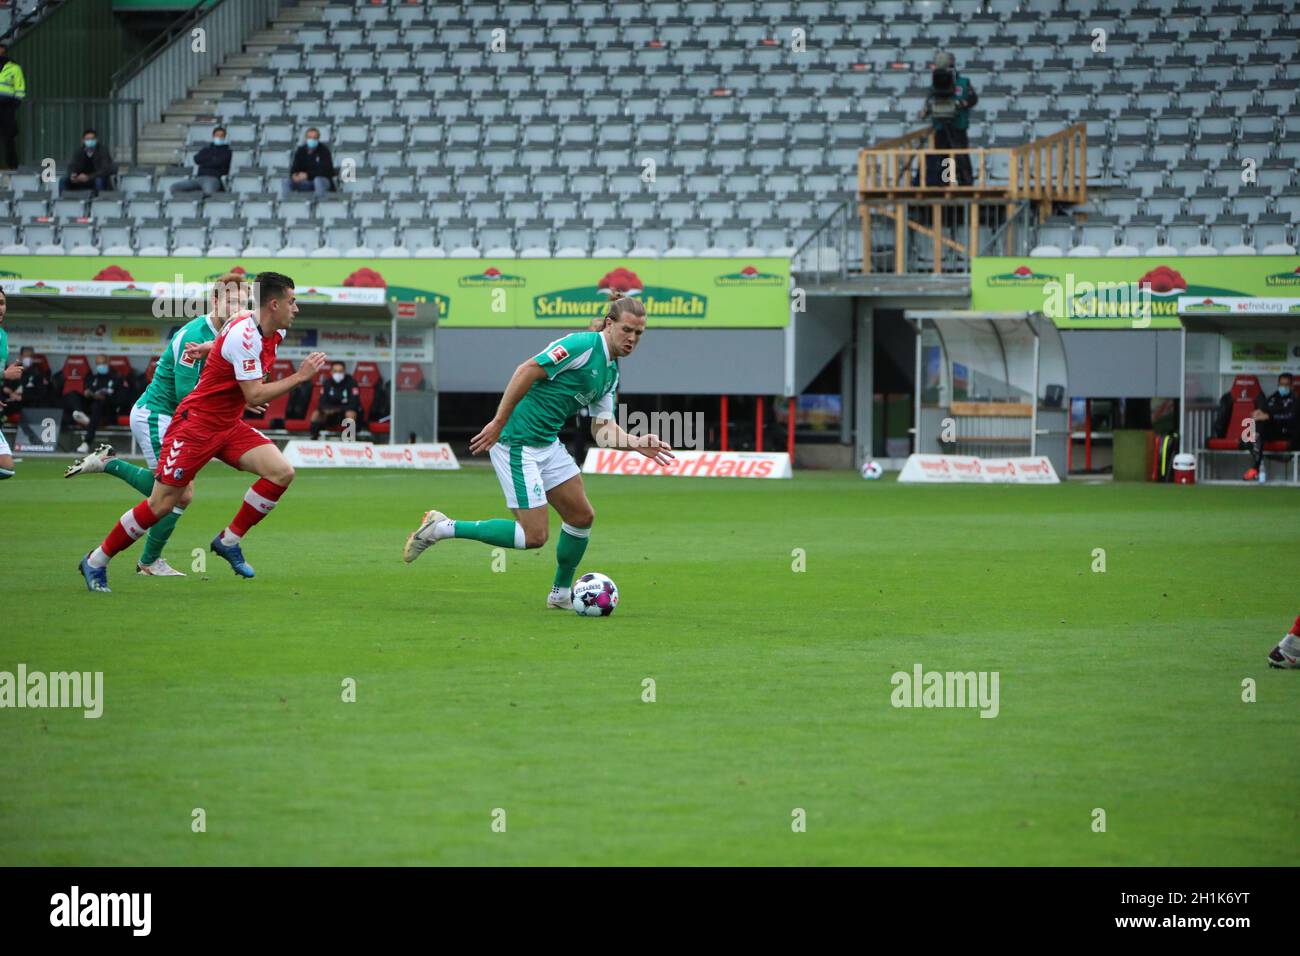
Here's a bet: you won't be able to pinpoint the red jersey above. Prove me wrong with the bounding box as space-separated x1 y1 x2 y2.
174 311 285 427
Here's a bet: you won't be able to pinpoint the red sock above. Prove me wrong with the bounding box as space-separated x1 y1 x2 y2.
1290 615 1300 638
227 478 288 538
100 501 161 557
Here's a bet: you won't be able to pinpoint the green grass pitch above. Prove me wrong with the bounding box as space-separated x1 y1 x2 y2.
3 458 1298 865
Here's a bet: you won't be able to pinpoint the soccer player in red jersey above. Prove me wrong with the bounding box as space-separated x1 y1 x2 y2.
78 272 326 591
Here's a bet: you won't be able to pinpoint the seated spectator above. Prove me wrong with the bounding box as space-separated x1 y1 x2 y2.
280 127 336 199
65 353 127 453
59 129 117 196
172 126 232 196
1244 372 1298 481
1 346 51 413
311 361 361 439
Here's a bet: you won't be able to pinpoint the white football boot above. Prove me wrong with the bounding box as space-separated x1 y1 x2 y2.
137 557 186 577
403 509 448 563
546 586 573 610
1267 636 1300 670
65 443 115 477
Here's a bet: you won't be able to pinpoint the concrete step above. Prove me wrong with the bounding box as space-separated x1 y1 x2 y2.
194 75 246 93
279 3 329 24
224 53 264 68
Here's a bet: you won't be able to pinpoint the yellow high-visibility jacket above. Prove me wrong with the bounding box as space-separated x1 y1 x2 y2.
0 61 27 100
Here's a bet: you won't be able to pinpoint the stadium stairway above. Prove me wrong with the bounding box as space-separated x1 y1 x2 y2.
137 0 331 169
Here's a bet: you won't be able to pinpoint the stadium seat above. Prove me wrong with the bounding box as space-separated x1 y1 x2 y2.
61 356 90 395
396 364 424 391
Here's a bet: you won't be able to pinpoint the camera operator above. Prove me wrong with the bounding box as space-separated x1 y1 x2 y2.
920 51 978 187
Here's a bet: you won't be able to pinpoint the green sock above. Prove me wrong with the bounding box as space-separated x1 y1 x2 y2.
105 458 155 496
453 519 523 549
552 523 591 590
140 506 183 566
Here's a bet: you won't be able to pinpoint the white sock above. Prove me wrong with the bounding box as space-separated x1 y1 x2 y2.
514 522 526 549
87 548 110 569
220 527 241 546
433 518 456 540
1281 634 1300 657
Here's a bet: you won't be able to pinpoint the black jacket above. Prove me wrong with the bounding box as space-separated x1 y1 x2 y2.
1257 390 1297 433
289 143 336 185
67 145 117 181
191 143 232 179
6 364 51 404
85 371 127 403
321 374 361 412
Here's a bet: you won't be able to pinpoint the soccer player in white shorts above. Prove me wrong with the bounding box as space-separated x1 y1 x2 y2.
403 293 675 608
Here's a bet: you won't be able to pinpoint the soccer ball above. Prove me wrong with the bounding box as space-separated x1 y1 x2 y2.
572 572 619 617
861 460 883 480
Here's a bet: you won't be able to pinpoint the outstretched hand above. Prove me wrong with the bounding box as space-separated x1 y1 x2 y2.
634 433 676 467
297 352 327 380
182 340 214 364
469 418 504 455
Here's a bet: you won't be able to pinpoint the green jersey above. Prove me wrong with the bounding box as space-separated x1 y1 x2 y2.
139 313 220 415
500 331 619 447
0 325 8 368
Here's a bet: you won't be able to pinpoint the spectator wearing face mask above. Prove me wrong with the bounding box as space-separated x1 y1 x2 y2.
1243 372 1298 482
1 347 51 413
311 361 361 439
172 126 232 196
59 129 117 196
281 127 336 199
66 354 128 453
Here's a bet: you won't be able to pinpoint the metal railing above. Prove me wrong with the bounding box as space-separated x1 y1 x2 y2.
0 0 63 45
112 0 281 135
857 123 1088 273
22 97 142 167
792 198 857 281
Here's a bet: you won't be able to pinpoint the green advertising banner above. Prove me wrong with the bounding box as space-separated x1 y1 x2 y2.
972 256 1300 329
0 256 792 328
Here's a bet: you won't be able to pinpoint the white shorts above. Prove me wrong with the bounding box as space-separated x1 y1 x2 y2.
489 440 581 510
130 402 173 470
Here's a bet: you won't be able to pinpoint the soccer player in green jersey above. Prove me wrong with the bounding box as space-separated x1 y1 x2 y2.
63 272 250 575
0 288 20 479
403 293 675 608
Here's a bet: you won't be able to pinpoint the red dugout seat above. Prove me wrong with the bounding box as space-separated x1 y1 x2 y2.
61 355 90 395
1206 375 1291 451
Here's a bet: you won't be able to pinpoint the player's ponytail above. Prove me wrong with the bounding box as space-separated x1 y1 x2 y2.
603 289 645 326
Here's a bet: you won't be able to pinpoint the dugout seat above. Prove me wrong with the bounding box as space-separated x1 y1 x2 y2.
396 363 424 390
1205 375 1292 452
145 356 159 383
283 368 331 433
60 356 90 395
32 353 51 375
109 356 135 424
352 360 382 425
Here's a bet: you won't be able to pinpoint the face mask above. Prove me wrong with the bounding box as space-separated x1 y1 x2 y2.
21 357 32 368
306 138 319 149
213 137 226 146
84 139 97 149
1280 386 1292 397
95 363 109 375
331 372 344 383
